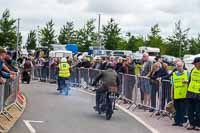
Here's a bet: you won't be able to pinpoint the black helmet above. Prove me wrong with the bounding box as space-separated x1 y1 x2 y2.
106 62 114 69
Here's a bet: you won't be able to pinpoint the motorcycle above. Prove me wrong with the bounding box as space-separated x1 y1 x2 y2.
22 69 31 84
95 91 117 120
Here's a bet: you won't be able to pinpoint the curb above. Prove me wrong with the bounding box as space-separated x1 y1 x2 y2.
1 94 27 133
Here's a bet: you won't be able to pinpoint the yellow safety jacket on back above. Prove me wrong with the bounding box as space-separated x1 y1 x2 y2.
172 70 188 99
188 68 200 94
58 62 70 78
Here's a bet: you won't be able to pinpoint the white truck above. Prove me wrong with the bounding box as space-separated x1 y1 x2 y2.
112 50 133 58
139 46 160 61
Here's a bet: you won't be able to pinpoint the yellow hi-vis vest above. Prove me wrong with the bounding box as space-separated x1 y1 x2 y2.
58 62 70 78
188 68 200 94
172 70 188 99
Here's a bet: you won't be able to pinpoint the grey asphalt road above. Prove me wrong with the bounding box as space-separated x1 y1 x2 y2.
10 81 151 133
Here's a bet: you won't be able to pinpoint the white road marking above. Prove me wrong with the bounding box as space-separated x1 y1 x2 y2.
76 88 159 133
23 120 44 133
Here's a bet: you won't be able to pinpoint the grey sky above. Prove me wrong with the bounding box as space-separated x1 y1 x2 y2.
0 0 199 44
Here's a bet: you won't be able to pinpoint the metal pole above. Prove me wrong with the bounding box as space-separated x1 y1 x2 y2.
16 18 20 61
98 14 101 48
179 41 182 58
37 26 40 48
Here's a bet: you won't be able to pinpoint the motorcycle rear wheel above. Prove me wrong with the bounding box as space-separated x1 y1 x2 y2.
106 111 112 120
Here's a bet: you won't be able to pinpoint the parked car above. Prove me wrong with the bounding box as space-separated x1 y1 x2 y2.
161 55 176 65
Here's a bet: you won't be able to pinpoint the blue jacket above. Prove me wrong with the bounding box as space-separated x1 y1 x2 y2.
0 60 10 79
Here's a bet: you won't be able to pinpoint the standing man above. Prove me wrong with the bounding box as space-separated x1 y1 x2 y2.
171 61 188 126
58 57 71 95
140 53 153 106
187 57 200 130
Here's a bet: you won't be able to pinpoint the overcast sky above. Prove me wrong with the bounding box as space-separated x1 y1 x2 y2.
1 0 200 44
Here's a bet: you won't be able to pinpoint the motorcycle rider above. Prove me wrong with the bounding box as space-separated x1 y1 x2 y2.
92 62 120 111
22 57 33 83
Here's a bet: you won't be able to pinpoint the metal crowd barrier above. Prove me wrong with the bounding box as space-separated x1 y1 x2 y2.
0 73 22 125
32 66 172 119
75 68 172 119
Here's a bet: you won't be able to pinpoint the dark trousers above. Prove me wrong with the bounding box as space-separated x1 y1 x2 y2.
57 77 69 91
96 86 107 109
188 99 200 127
161 82 171 110
151 83 158 109
174 99 186 124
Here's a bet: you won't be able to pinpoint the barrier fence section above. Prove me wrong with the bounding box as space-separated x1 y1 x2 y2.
75 68 172 118
0 73 23 126
32 66 172 117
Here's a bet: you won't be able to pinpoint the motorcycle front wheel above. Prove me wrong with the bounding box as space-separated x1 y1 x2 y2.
106 111 112 120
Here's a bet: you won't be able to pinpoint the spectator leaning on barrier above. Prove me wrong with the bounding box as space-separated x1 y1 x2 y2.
147 62 161 110
109 56 117 69
187 57 200 130
4 51 18 72
92 56 102 70
0 48 15 83
122 58 128 74
127 56 135 75
171 61 189 127
116 57 123 73
101 56 109 70
140 53 153 106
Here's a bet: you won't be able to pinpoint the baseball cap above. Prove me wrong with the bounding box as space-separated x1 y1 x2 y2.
192 57 200 64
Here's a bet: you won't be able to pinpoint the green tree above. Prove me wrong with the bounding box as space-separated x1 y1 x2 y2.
125 32 144 52
58 21 76 44
26 30 37 50
146 24 166 54
39 19 57 48
188 34 200 54
102 18 122 50
0 9 21 48
166 20 190 57
76 19 97 51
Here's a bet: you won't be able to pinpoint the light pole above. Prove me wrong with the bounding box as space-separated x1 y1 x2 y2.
98 14 101 48
16 18 20 61
37 25 40 48
179 41 182 58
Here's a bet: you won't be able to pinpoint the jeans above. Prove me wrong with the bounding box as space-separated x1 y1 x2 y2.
58 77 69 93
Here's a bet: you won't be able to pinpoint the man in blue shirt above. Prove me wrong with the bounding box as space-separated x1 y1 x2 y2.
0 48 15 83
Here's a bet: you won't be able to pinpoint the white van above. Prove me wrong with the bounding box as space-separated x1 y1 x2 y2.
49 50 72 58
112 50 133 58
139 46 160 61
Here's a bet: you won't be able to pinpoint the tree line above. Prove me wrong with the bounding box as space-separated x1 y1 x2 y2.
1 9 200 57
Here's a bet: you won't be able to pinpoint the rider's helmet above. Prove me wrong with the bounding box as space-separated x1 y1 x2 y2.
106 62 114 69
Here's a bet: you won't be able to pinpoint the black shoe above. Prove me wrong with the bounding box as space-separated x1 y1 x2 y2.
149 109 155 112
155 112 160 116
187 125 195 130
93 106 99 111
178 124 183 127
172 123 179 126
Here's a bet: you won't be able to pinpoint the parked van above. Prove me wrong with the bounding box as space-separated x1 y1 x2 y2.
112 50 133 58
139 46 160 61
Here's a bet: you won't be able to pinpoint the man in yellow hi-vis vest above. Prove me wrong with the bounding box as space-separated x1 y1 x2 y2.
171 61 189 127
187 57 200 130
57 57 71 95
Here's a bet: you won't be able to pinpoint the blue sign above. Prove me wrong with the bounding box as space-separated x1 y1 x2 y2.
65 44 78 55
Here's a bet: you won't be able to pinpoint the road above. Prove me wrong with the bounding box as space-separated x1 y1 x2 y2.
10 81 151 133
